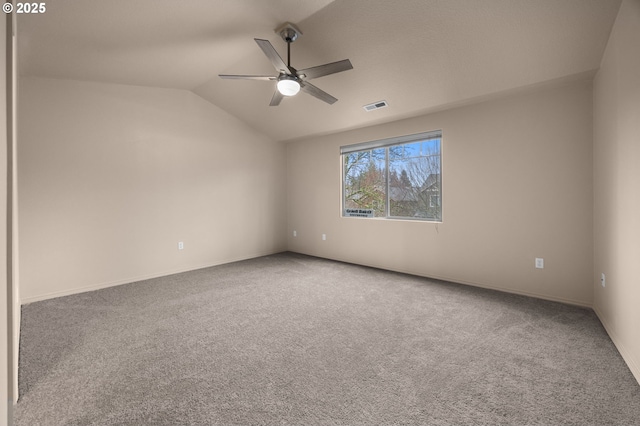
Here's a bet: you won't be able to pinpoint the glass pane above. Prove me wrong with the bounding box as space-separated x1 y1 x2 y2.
343 148 386 217
388 139 441 220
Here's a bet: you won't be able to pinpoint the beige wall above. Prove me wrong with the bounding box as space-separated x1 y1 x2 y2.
18 77 287 303
1 12 9 426
287 79 594 306
2 10 19 423
593 0 640 383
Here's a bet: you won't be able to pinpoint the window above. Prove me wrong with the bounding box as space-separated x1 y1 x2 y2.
342 131 442 221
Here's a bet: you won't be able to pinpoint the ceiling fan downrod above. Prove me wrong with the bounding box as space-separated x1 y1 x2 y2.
278 24 300 69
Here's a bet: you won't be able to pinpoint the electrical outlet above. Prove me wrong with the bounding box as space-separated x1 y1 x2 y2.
322 234 327 241
601 273 606 288
535 258 544 269
293 230 297 237
178 241 184 250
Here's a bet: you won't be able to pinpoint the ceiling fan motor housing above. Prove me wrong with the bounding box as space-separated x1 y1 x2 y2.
276 22 302 43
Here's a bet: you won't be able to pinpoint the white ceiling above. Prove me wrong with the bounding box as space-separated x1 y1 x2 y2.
18 0 621 142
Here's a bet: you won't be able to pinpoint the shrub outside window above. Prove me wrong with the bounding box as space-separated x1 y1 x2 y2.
342 131 442 221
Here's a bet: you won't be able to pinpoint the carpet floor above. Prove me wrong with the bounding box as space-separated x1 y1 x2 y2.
14 252 640 425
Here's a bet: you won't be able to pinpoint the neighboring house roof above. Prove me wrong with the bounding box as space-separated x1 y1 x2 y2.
419 174 441 192
390 174 441 202
389 186 418 202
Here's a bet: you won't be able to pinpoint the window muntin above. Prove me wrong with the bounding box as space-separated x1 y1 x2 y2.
342 131 442 221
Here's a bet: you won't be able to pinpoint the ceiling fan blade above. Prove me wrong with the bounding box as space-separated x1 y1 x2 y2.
300 82 338 105
218 75 276 81
254 38 291 74
270 89 284 106
298 59 353 80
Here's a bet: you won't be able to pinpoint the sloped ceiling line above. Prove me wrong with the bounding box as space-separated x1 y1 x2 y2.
18 0 622 142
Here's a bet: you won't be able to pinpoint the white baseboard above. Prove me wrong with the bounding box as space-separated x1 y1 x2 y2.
290 250 593 308
593 306 640 386
20 250 284 305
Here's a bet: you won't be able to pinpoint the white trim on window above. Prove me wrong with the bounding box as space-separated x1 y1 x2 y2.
340 130 442 155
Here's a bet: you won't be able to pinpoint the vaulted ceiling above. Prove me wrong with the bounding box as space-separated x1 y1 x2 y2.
18 0 621 142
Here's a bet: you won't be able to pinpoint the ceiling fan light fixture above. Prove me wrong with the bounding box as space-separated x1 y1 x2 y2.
277 77 300 96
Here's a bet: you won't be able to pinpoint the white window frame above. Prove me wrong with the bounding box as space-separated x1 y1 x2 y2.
341 130 442 222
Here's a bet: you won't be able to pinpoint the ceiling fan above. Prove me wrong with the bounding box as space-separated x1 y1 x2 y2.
219 23 353 106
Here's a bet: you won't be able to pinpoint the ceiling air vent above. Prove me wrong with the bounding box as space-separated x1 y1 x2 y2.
363 100 388 112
